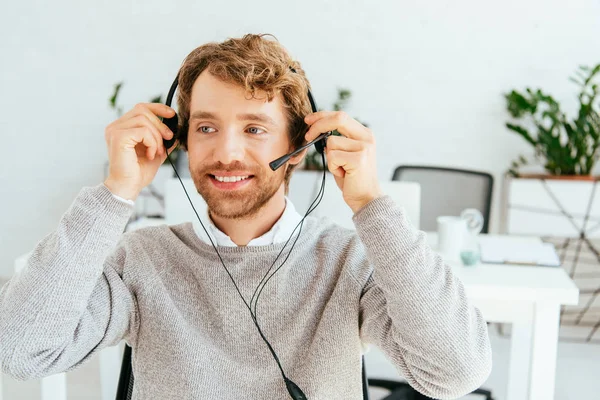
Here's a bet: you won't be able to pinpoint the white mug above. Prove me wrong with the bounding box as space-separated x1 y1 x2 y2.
437 216 467 260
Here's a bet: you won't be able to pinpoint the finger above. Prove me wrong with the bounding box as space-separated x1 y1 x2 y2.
305 111 371 143
325 149 349 178
304 111 337 124
324 135 364 152
116 114 167 155
121 103 175 139
133 104 176 142
118 113 171 136
121 127 160 161
140 102 176 119
326 148 364 177
118 102 174 122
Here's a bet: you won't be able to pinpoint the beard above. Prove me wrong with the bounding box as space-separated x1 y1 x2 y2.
191 160 285 220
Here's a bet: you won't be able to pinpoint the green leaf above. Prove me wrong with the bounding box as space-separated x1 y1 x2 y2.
570 76 583 86
504 90 537 117
506 123 536 145
109 82 123 109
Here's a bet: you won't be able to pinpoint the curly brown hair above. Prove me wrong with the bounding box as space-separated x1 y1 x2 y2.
175 33 313 193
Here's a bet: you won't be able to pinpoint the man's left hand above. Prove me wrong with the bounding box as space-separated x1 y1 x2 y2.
304 111 383 213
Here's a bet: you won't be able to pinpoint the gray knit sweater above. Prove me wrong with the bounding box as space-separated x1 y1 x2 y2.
0 183 491 399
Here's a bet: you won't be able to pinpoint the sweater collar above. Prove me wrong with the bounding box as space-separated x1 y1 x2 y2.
192 197 303 247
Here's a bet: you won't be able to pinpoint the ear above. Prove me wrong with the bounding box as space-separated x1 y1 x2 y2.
287 147 309 166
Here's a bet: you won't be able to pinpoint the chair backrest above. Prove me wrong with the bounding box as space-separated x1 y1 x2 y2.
313 178 421 230
392 165 493 233
115 345 134 400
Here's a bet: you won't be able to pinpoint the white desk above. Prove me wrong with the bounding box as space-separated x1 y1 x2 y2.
13 232 578 400
367 233 579 400
440 234 578 400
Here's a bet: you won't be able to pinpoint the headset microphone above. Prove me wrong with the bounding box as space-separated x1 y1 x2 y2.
269 131 332 171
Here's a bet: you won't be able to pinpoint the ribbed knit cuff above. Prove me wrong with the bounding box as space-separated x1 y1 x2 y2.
352 195 417 245
75 183 135 239
351 195 424 285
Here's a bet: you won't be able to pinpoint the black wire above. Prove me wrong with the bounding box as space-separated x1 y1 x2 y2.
249 162 326 313
164 147 327 384
164 148 286 378
251 156 327 319
250 177 325 321
248 185 321 313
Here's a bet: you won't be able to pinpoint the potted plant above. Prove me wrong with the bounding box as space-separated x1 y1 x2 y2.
500 64 600 236
504 64 600 179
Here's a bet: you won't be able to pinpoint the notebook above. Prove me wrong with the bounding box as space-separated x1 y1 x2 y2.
478 237 561 267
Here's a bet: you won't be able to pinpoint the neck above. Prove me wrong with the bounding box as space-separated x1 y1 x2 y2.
209 186 287 246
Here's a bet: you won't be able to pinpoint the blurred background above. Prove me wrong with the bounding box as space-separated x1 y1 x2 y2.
1 0 600 399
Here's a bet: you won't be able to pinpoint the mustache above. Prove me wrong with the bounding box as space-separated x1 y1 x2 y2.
195 162 259 174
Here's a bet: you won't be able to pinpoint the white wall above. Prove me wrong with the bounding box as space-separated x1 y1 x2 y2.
1 0 599 277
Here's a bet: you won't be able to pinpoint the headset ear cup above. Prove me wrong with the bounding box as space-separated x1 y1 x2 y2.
162 113 179 149
314 135 327 154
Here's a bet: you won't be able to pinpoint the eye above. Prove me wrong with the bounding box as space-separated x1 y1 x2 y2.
197 126 216 134
247 126 266 135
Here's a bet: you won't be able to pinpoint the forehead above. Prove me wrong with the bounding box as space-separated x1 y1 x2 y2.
189 70 287 124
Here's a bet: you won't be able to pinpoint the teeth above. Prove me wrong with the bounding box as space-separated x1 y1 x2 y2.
213 175 249 183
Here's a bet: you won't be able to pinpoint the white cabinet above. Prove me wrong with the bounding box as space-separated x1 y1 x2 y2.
500 175 600 238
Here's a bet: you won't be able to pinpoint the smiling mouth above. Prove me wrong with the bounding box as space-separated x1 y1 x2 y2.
210 174 253 183
208 174 255 190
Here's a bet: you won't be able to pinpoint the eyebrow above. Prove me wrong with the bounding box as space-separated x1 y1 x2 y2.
189 111 279 127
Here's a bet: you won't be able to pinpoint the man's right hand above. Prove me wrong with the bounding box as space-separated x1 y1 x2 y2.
104 103 177 201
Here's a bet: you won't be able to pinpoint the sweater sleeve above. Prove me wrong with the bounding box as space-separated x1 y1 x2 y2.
0 183 139 380
352 195 492 400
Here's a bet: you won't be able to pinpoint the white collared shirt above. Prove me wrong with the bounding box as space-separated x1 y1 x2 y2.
192 197 303 246
109 184 303 247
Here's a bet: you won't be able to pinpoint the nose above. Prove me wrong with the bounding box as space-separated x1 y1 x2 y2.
212 129 245 165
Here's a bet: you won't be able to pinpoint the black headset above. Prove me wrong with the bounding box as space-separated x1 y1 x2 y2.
161 69 332 171
159 68 332 400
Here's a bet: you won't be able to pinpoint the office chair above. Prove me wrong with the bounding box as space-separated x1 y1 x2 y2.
115 345 134 400
391 165 494 234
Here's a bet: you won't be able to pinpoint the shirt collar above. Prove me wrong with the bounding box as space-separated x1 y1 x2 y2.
192 197 303 247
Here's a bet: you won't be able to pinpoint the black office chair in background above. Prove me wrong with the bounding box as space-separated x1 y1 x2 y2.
391 165 494 234
115 345 134 400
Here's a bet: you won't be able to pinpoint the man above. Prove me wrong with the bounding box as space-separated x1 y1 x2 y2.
0 34 491 399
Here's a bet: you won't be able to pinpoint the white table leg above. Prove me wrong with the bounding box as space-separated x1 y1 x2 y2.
100 343 124 400
41 373 67 400
1 372 3 400
507 302 561 400
507 304 534 400
528 303 560 400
